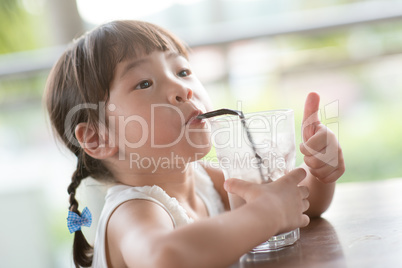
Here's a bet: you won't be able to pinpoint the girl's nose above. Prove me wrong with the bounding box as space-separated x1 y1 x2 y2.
169 86 193 104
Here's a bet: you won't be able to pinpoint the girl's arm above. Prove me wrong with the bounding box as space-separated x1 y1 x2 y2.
107 169 309 268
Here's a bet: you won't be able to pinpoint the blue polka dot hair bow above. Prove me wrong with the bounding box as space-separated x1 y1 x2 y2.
67 207 92 233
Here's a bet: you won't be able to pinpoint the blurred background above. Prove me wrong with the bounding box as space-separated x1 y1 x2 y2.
1 0 402 267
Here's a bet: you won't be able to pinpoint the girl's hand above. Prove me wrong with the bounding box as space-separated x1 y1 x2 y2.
224 168 310 234
300 92 345 183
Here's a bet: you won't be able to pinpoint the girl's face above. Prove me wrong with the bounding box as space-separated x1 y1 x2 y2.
107 50 213 168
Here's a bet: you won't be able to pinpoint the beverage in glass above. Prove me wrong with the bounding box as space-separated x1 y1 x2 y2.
210 109 298 253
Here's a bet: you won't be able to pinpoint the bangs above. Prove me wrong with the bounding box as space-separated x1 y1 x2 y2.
104 20 189 64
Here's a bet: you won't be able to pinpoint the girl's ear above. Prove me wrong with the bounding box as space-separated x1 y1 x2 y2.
75 123 118 159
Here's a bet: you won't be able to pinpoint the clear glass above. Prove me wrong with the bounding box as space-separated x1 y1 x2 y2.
210 109 298 253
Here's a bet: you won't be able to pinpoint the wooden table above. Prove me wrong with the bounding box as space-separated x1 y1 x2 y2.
231 178 402 268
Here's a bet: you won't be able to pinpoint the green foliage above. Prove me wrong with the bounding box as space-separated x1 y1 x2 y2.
339 102 402 182
0 0 44 54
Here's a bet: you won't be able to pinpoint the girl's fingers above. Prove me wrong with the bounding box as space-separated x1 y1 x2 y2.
320 166 345 183
301 129 341 174
302 199 310 212
224 169 307 203
302 92 321 142
303 141 344 181
224 178 256 201
301 214 310 228
299 125 328 156
281 168 307 185
308 161 337 178
303 154 327 170
298 185 310 199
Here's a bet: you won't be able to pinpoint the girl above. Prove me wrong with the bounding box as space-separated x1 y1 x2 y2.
45 20 344 268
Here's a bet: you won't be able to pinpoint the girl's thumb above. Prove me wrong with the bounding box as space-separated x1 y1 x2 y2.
224 178 254 200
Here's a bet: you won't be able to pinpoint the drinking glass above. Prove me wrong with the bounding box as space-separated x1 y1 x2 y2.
210 109 298 253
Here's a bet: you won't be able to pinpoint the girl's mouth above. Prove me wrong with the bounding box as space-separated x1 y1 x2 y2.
185 110 204 126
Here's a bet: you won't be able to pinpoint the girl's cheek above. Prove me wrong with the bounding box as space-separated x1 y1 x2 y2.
196 91 213 111
108 115 150 149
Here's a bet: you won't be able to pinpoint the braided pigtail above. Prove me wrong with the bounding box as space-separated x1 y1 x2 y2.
67 152 93 268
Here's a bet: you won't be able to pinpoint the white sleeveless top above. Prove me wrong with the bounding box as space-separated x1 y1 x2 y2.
92 164 225 267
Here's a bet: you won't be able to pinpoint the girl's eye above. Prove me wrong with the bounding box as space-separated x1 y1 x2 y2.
135 80 152 90
178 69 191 77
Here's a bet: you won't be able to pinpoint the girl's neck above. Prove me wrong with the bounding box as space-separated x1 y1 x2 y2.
112 162 197 204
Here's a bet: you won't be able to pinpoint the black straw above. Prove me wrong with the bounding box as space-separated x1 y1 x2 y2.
198 108 268 182
196 109 244 119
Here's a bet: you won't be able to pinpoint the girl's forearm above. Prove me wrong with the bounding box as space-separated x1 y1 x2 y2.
155 202 279 268
299 163 335 218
